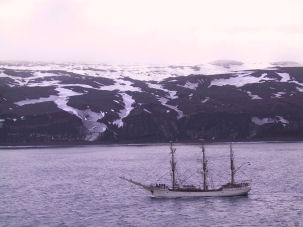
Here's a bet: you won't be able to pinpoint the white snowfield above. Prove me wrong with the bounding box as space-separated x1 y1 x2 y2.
0 62 275 81
2 63 303 92
209 73 274 87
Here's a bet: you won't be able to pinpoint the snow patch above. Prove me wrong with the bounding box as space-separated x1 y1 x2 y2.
147 83 163 90
26 72 61 84
144 108 151 114
0 71 59 87
77 109 107 141
251 117 274 125
53 87 107 141
209 73 274 87
277 116 289 125
147 82 178 99
0 119 5 128
62 84 95 89
159 97 184 119
201 97 210 103
101 78 141 92
0 71 27 86
276 73 290 82
247 91 262 100
15 95 58 106
113 93 135 128
296 87 303 92
275 75 303 91
13 87 107 140
183 81 199 90
27 80 61 87
147 82 182 118
53 87 83 117
272 92 286 98
251 116 289 126
167 90 178 99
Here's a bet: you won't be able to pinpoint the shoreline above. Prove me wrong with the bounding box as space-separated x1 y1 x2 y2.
1 140 303 149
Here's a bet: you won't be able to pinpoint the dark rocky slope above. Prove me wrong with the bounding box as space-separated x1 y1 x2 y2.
1 63 303 145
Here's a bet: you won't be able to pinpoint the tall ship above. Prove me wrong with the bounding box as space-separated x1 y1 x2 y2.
120 142 251 198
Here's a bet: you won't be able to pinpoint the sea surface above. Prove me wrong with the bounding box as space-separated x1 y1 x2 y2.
1 142 303 226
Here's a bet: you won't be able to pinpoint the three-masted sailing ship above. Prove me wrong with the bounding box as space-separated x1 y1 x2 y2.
120 142 251 198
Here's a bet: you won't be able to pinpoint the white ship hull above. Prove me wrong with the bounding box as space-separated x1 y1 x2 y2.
151 186 251 198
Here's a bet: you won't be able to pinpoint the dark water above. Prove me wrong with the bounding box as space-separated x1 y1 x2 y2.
1 143 303 226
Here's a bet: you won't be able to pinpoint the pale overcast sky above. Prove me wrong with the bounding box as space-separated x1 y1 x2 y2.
1 0 303 64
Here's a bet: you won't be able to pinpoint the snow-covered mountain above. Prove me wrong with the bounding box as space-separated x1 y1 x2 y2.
1 61 303 145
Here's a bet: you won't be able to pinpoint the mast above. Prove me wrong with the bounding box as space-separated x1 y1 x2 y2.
230 142 235 185
202 143 208 191
170 141 177 190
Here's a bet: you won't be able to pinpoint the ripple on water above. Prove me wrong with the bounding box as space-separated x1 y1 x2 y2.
0 143 303 226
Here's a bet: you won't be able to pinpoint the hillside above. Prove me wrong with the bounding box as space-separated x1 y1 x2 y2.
1 62 303 145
